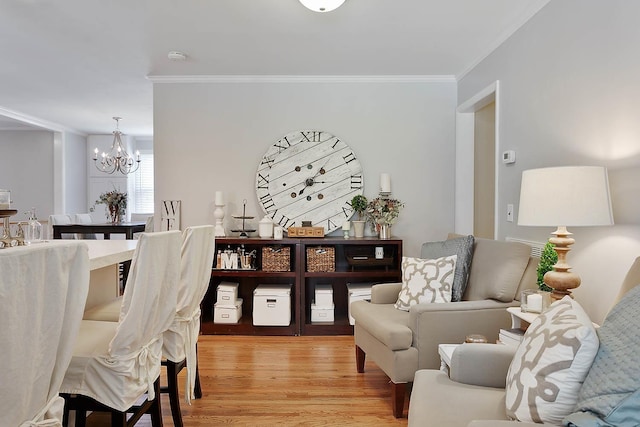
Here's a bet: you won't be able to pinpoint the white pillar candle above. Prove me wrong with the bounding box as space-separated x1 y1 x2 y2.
527 293 543 313
342 220 351 231
215 191 224 205
380 173 391 193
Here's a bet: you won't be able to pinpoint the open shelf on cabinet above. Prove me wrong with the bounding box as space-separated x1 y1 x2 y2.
204 237 402 336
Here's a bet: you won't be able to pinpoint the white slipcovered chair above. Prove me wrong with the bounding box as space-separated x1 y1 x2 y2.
0 241 89 427
74 213 97 240
49 214 74 239
82 225 216 427
60 230 181 427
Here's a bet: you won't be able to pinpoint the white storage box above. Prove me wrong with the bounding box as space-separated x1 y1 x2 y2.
311 303 335 323
253 284 292 326
214 298 243 324
347 283 373 325
314 283 334 307
217 281 239 305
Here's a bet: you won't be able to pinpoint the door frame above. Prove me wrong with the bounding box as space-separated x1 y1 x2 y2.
454 80 500 239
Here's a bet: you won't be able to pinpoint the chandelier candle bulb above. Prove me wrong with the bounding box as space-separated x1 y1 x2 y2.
380 173 391 194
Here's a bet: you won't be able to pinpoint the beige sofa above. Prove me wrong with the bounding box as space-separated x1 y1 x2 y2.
408 256 640 427
351 236 538 417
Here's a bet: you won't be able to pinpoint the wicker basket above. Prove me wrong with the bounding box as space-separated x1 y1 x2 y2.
261 246 291 272
306 246 335 272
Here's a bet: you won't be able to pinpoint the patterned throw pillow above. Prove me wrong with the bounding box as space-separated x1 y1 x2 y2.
394 255 457 311
505 297 599 424
420 235 474 302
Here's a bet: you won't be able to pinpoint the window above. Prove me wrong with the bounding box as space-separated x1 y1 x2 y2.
132 152 154 213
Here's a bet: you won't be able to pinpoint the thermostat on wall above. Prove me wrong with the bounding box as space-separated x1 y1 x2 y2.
502 150 516 164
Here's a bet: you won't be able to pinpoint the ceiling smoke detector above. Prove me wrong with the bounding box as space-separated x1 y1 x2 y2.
299 0 346 13
167 51 187 61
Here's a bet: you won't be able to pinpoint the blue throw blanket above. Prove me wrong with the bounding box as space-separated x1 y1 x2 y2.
563 285 640 427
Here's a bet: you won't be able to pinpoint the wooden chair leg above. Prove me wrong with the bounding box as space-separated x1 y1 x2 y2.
111 411 126 427
355 345 365 373
391 382 406 418
166 361 184 427
149 377 164 427
194 343 202 399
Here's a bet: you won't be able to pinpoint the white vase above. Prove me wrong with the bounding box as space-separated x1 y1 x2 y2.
352 220 366 238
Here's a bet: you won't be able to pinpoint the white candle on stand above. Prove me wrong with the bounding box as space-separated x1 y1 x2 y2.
342 220 351 231
380 173 391 193
215 191 224 205
528 293 543 313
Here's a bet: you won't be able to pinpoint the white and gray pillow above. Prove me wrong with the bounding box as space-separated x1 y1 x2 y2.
420 235 474 302
394 255 456 311
505 297 599 424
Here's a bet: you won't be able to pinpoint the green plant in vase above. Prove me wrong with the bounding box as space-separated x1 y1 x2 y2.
350 194 368 238
351 194 368 221
537 241 557 292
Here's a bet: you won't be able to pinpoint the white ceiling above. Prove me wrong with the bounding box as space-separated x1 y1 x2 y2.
0 0 550 136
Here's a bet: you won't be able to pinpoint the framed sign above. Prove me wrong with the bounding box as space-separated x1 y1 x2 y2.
161 200 181 231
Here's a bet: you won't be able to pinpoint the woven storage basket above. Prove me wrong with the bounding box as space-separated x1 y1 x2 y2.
306 247 335 272
261 246 291 272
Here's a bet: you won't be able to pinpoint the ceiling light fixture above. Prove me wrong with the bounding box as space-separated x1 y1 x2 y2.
299 0 345 13
92 117 140 175
167 51 187 61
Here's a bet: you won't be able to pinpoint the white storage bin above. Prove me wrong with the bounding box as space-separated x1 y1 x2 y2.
214 298 243 324
311 303 334 323
253 284 292 326
347 283 373 325
314 283 334 307
217 281 239 306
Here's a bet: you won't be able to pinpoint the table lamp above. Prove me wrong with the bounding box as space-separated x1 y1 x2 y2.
518 166 614 300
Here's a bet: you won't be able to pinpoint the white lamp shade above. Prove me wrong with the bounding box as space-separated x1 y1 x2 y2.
518 166 614 227
299 0 345 12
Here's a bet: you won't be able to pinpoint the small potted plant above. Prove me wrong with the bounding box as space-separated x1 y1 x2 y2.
537 241 557 293
366 197 404 239
351 194 368 238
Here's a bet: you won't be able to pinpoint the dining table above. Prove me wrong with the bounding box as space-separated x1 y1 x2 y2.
52 221 146 240
84 239 137 310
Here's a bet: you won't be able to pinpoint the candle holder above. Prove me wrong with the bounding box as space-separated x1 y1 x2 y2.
214 203 226 237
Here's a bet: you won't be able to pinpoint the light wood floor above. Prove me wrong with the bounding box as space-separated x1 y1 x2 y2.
86 335 409 426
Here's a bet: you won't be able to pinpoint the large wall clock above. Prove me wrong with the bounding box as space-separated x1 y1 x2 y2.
256 130 364 234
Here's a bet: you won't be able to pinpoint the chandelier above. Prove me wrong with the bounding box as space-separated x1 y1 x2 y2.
299 0 345 13
92 117 141 175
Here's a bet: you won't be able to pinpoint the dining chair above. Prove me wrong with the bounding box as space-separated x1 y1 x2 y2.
60 230 181 427
82 225 216 427
74 213 98 239
162 225 216 426
50 214 75 239
0 241 90 427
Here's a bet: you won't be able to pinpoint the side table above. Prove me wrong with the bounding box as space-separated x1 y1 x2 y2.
438 343 460 376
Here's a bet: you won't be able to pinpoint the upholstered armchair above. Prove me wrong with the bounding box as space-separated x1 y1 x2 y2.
351 236 538 417
408 256 640 427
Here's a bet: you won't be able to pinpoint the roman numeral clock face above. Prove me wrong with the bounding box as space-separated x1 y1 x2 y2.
256 130 364 234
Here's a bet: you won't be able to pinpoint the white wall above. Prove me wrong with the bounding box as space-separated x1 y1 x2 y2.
458 0 640 323
63 131 89 215
0 130 54 220
153 79 457 256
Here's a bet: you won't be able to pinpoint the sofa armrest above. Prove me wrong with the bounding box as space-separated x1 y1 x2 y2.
370 282 402 304
450 343 516 388
408 299 519 370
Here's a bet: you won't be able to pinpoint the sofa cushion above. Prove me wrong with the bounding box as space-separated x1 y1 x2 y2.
421 235 474 302
563 285 640 427
394 255 456 311
505 297 598 424
464 238 530 302
350 301 412 350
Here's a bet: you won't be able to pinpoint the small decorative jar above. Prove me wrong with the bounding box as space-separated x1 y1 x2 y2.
258 216 274 238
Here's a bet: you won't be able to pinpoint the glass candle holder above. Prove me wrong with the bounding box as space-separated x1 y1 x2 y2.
521 289 551 313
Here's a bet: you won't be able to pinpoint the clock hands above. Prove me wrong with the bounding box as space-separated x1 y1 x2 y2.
297 161 329 196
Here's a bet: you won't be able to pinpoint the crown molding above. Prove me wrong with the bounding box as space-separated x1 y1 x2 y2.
147 75 456 84
0 107 84 135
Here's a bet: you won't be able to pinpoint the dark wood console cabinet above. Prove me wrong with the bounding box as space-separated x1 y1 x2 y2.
201 237 402 336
